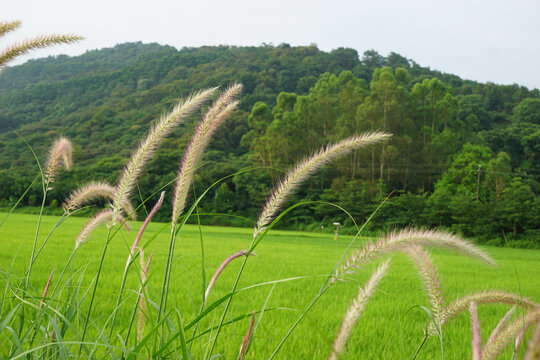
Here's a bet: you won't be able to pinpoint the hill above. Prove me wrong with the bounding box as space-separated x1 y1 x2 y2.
0 42 538 245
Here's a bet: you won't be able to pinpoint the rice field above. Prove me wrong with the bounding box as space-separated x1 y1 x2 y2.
1 212 540 359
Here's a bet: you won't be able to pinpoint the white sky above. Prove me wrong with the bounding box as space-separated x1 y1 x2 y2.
2 0 540 90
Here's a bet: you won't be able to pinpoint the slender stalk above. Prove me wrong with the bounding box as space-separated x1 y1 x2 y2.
79 227 112 355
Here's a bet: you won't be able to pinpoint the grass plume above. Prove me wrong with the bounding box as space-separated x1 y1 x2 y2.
483 308 540 360
255 132 391 239
329 260 390 360
172 84 242 224
524 321 540 360
485 306 516 353
75 209 130 249
440 292 538 328
40 269 54 309
205 250 256 302
405 245 444 328
0 20 22 37
44 137 72 184
0 34 83 68
337 228 495 280
113 87 216 220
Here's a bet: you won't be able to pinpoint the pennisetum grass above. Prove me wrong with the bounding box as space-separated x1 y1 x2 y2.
64 181 137 220
205 250 256 303
485 306 516 352
77 89 215 353
482 308 540 360
137 249 152 342
329 260 390 360
524 320 540 360
157 84 242 354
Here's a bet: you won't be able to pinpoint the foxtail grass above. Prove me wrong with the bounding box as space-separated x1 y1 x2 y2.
254 132 391 239
172 83 242 224
75 209 130 249
0 33 82 68
0 20 22 37
524 321 540 360
205 250 256 302
64 181 137 220
44 137 72 184
113 87 216 221
483 308 540 360
485 306 516 352
329 260 390 360
337 228 495 281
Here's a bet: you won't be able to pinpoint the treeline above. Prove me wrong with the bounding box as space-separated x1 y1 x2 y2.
0 43 538 246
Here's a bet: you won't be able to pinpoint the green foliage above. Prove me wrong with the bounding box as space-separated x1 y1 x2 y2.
0 43 539 245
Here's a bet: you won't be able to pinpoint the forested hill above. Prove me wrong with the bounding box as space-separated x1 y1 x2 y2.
0 42 539 246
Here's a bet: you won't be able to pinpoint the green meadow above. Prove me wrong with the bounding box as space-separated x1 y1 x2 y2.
1 212 539 359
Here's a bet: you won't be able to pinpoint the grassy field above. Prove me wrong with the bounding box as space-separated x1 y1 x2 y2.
1 212 539 359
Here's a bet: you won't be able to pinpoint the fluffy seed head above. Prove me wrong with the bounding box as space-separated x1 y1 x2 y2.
113 88 216 220
137 249 152 342
44 137 72 183
405 245 444 327
0 20 22 37
329 260 390 360
205 249 256 302
483 308 540 360
41 269 54 309
75 209 130 249
336 228 495 281
524 320 540 360
172 84 242 224
64 181 137 220
0 33 83 68
255 132 391 239
485 306 516 352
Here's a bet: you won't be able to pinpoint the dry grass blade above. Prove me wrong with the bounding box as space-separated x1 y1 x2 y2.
0 20 22 37
255 132 390 239
238 311 256 360
405 245 444 327
75 209 130 249
337 228 495 281
112 87 216 220
329 260 390 360
44 137 72 183
469 301 482 360
0 34 83 67
483 308 540 360
172 84 242 224
524 320 540 360
485 306 516 352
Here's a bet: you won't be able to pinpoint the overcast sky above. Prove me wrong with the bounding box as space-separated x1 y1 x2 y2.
3 0 540 90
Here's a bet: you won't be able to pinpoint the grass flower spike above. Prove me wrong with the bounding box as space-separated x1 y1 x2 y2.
75 209 130 249
44 137 72 183
469 302 482 360
255 132 391 238
172 83 242 224
113 87 216 220
329 260 390 360
205 250 256 302
337 228 495 280
405 245 444 327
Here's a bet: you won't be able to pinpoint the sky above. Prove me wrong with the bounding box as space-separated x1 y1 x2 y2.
2 0 540 90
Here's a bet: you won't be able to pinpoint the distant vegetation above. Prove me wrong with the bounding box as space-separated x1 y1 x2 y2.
0 42 538 245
